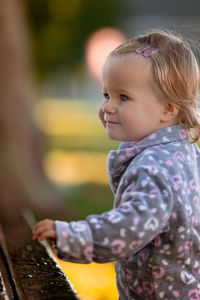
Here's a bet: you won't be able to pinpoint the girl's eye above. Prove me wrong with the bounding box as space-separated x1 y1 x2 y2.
103 93 110 100
121 95 128 101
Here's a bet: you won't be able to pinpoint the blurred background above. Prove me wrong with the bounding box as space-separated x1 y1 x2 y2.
0 0 200 299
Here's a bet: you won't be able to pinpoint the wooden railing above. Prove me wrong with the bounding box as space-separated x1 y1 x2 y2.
0 215 79 300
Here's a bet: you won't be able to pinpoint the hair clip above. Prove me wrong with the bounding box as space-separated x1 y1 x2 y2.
136 45 159 57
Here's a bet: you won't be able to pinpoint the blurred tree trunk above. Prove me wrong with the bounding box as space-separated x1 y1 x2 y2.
0 0 64 223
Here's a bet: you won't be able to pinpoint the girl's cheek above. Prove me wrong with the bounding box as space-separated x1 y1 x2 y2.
98 105 106 127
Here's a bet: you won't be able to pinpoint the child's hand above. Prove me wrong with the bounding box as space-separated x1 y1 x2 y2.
32 219 56 242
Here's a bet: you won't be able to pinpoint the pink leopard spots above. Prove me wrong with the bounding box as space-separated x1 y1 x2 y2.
142 281 158 295
62 231 68 238
129 240 142 251
125 148 134 158
125 268 133 280
121 202 132 213
177 241 193 258
150 189 157 198
133 217 139 226
118 155 126 162
188 289 200 300
132 169 137 175
173 151 185 161
191 216 198 226
184 241 193 250
172 211 177 219
137 287 143 294
111 239 126 254
165 159 173 166
172 174 182 191
172 290 180 297
84 246 93 261
152 266 165 279
190 179 197 191
126 181 135 191
149 133 157 140
180 128 186 139
177 252 185 258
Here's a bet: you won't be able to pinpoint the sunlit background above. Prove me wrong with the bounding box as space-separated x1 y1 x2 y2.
27 1 200 299
7 0 200 298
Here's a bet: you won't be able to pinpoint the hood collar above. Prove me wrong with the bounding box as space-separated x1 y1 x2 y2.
107 125 186 192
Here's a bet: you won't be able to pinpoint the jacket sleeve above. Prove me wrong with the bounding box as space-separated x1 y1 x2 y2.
54 167 174 263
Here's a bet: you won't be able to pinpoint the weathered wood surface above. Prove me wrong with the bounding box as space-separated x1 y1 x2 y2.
0 217 79 300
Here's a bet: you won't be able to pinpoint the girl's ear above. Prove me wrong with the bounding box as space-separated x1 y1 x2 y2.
161 102 180 122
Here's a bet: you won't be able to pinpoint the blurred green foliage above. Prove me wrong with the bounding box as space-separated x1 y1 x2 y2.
24 0 122 79
62 183 114 221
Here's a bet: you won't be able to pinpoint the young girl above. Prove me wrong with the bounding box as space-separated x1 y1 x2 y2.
33 30 200 299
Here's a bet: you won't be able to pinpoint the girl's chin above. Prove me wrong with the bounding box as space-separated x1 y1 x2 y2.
106 132 139 143
106 133 122 141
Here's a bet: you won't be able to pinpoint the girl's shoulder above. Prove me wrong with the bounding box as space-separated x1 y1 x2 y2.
127 139 200 179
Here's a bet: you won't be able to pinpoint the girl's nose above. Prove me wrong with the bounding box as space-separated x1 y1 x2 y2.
102 99 117 114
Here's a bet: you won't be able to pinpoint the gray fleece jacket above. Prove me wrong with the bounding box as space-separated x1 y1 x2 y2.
55 125 200 300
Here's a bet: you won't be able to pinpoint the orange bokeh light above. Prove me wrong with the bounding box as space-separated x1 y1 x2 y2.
86 27 126 81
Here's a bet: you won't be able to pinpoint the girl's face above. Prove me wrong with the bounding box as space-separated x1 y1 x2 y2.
99 54 167 142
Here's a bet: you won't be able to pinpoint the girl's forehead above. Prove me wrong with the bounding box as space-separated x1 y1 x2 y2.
104 54 132 70
103 53 152 79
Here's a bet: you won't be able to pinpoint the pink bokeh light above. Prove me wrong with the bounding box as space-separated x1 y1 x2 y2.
86 27 126 81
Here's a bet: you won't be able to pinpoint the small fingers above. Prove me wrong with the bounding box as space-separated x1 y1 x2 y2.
33 219 56 241
35 229 56 241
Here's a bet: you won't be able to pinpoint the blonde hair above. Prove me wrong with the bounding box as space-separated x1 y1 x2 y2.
110 30 200 143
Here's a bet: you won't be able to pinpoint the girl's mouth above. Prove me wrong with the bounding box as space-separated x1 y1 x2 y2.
106 121 120 126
